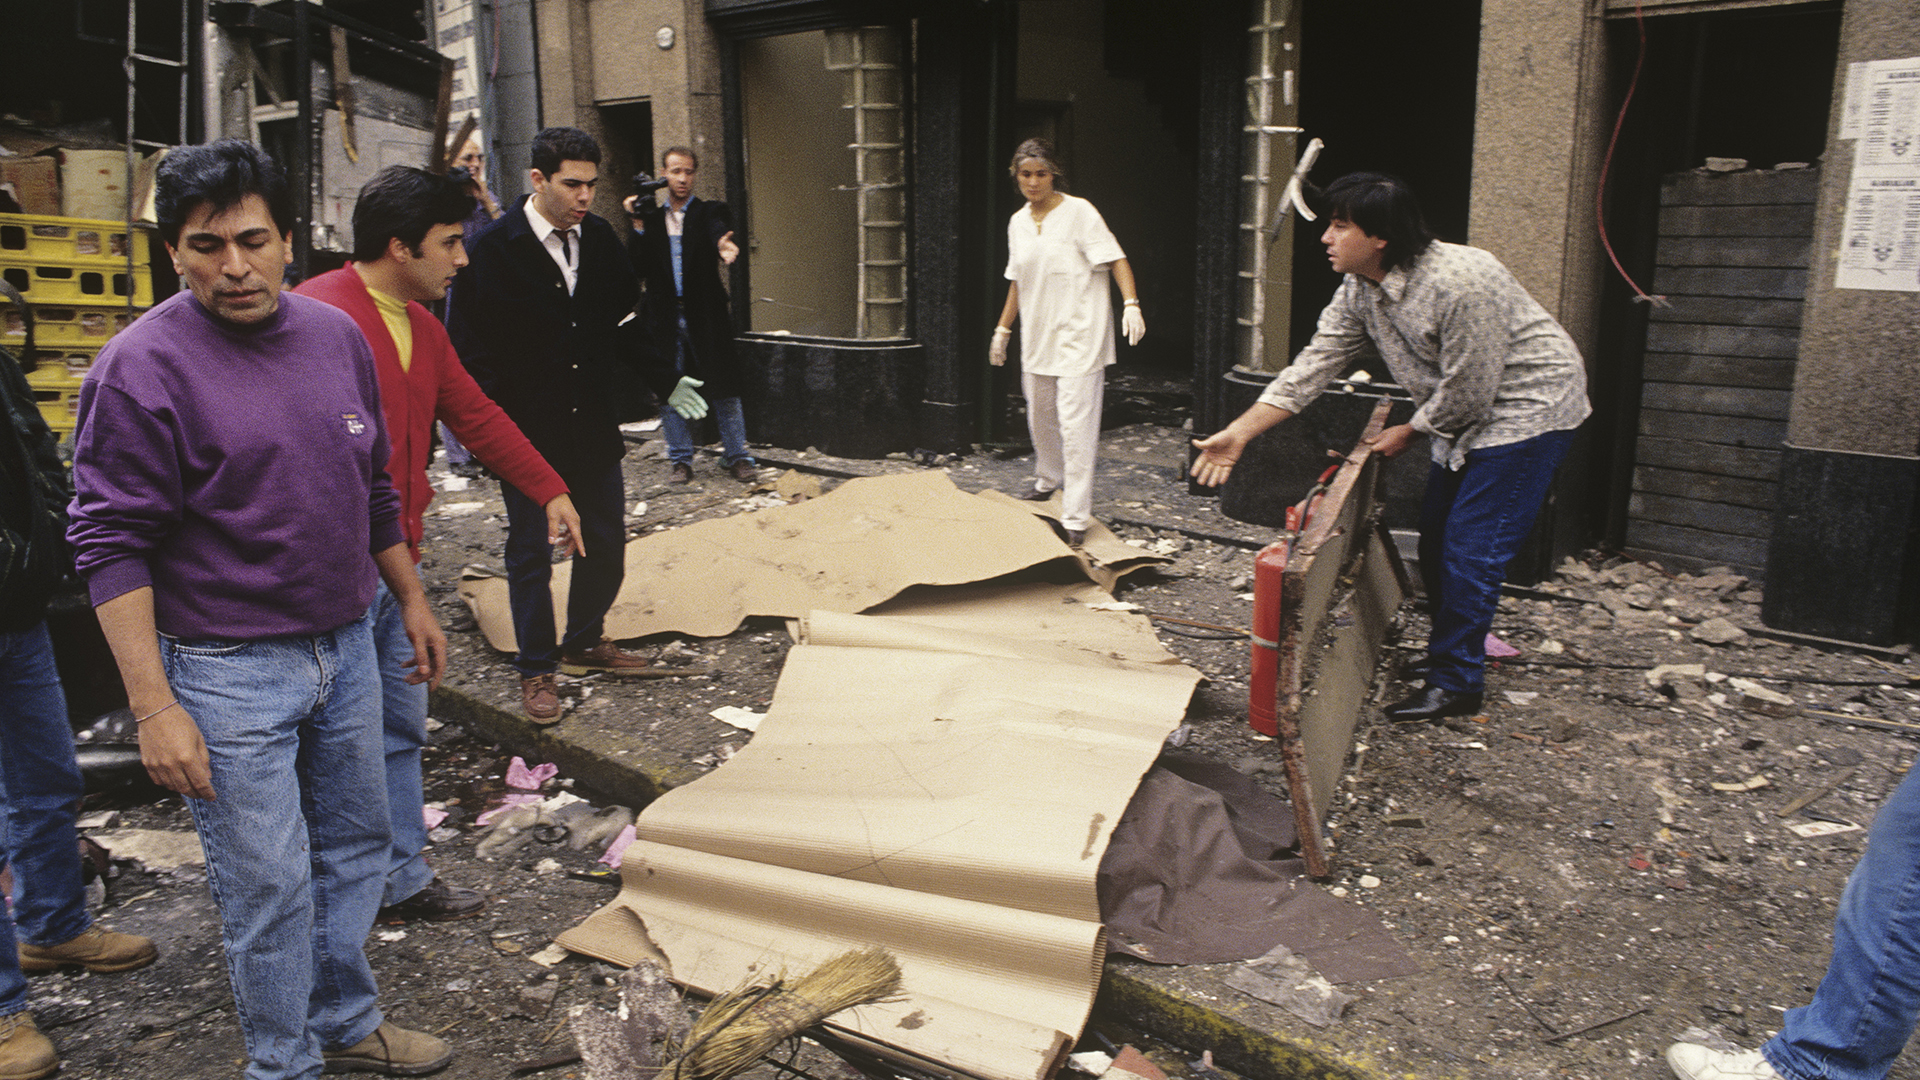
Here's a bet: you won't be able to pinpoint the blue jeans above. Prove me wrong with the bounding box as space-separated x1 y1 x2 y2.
371 580 433 907
1765 757 1920 1080
659 309 753 468
440 421 472 466
162 613 389 1080
1417 428 1575 694
502 458 628 676
0 622 90 1020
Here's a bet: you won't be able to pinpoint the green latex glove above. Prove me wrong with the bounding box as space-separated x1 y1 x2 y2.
667 376 708 420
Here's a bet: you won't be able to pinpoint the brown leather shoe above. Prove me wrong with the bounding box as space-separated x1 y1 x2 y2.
521 673 560 724
17 924 157 974
323 1021 452 1076
669 462 693 484
728 460 758 482
376 877 486 924
0 1013 56 1080
558 639 679 678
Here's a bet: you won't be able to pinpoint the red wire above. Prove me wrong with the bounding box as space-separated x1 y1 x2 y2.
1596 0 1665 306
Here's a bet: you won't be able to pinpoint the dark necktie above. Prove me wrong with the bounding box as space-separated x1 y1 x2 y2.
558 228 572 266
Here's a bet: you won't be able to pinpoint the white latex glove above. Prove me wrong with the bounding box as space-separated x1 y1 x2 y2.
667 376 709 419
989 326 1010 367
1122 304 1146 346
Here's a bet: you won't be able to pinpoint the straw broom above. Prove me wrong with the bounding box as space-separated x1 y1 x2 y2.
662 947 903 1080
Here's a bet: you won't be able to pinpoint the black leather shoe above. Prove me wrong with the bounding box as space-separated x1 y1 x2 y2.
1384 685 1484 724
377 878 486 924
1401 654 1436 678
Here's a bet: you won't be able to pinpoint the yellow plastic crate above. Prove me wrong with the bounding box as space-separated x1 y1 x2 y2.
21 345 101 378
0 213 149 267
26 367 83 426
0 258 153 307
2 303 144 348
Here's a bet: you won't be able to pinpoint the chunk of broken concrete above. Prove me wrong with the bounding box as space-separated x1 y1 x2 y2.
1690 617 1748 645
1648 663 1707 701
1727 678 1796 717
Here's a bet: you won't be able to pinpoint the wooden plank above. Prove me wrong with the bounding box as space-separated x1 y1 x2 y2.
1648 295 1803 329
1640 383 1791 421
1633 464 1778 511
1656 204 1817 238
1660 168 1820 207
1643 323 1801 360
1654 235 1811 268
1628 491 1774 538
1639 410 1788 448
1634 436 1782 481
1641 353 1796 390
1649 266 1807 299
1624 519 1771 573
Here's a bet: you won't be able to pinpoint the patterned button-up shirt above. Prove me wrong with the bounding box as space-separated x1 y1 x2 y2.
1257 241 1590 469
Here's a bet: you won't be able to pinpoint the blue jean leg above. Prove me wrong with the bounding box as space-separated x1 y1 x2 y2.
371 579 434 907
1418 428 1575 694
1764 757 1920 1080
164 615 389 1080
714 396 754 467
0 622 89 1019
503 459 628 675
439 421 471 466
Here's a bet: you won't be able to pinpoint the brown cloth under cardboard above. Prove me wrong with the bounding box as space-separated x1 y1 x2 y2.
1098 753 1421 983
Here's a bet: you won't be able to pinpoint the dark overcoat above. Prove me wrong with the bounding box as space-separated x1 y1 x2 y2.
628 197 746 400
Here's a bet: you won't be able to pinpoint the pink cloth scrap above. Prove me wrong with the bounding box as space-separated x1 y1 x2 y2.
598 824 637 868
1485 632 1520 658
421 806 449 829
475 757 561 826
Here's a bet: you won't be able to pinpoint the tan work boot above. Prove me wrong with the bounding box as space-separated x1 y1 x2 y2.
17 924 157 974
0 1013 57 1080
323 1021 452 1075
520 673 560 724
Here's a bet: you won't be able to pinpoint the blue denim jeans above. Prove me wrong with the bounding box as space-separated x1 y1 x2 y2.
502 458 628 676
162 612 388 1080
0 622 90 1019
1417 428 1576 694
659 310 753 468
371 579 433 907
439 421 472 466
1764 757 1920 1080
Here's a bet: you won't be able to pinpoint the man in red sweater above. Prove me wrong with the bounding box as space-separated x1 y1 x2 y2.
297 166 582 923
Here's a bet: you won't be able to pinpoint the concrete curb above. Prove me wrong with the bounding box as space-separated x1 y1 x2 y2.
429 683 1374 1080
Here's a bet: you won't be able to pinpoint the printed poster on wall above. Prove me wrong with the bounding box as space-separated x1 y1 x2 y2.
1836 56 1920 292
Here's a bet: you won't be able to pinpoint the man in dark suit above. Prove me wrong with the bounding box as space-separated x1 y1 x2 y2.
447 127 676 722
623 146 756 484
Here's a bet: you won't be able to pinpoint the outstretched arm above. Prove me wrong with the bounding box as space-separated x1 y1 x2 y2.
1190 402 1295 488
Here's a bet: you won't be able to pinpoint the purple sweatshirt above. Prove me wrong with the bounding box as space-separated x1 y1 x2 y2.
66 290 406 639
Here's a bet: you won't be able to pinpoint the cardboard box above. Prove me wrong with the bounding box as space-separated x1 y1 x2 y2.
0 156 60 216
58 149 129 221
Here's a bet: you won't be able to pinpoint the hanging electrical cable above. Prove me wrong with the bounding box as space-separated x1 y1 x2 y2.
1595 0 1669 308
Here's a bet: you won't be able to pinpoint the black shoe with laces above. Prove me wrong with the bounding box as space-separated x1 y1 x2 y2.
377 878 486 924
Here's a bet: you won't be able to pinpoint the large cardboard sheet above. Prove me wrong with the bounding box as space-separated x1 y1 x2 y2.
559 582 1202 1080
459 472 1165 648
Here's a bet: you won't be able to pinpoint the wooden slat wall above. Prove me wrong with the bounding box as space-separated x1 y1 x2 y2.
1624 167 1818 578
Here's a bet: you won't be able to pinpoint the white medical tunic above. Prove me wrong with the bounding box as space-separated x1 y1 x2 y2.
1004 195 1128 377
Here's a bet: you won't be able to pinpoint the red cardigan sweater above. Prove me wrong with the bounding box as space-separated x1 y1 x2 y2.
296 268 568 561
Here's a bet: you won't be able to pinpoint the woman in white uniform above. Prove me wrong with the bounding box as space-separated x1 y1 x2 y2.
989 138 1145 547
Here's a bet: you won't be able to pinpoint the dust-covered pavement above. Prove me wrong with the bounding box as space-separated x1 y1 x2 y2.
40 401 1920 1080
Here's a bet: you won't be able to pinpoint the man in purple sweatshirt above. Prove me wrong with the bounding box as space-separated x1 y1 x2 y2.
66 141 453 1079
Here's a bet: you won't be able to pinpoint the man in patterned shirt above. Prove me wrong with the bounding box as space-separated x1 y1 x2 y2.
1191 172 1589 724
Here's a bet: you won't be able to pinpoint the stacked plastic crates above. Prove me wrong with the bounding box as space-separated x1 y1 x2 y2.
0 213 153 444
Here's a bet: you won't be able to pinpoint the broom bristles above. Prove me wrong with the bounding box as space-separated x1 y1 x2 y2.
665 947 903 1080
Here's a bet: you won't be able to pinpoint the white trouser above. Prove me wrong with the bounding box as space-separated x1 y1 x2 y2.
1022 368 1105 531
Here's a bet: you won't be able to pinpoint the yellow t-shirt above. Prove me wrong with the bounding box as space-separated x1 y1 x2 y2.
365 283 414 372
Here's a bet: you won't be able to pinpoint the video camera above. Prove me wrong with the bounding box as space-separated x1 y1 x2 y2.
632 172 670 198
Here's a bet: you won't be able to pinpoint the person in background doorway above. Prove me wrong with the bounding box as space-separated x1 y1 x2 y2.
1190 172 1588 725
296 165 581 920
439 131 504 480
989 137 1145 548
622 146 754 484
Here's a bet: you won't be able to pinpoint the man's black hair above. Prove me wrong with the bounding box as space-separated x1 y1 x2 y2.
154 139 295 247
351 166 477 262
1320 172 1437 273
530 127 601 178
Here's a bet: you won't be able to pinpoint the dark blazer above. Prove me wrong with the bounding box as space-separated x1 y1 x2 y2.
628 197 746 400
447 197 664 476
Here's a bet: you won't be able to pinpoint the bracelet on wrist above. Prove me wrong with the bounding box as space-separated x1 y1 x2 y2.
135 700 180 724
1124 299 1140 307
993 325 1012 335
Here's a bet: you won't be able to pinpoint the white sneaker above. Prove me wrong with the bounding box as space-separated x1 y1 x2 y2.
1666 1044 1782 1080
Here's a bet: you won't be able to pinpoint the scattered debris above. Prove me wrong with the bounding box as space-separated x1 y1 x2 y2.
1224 943 1357 1028
1710 775 1771 793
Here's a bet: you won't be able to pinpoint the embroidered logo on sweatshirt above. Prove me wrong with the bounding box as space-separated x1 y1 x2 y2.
342 412 367 436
